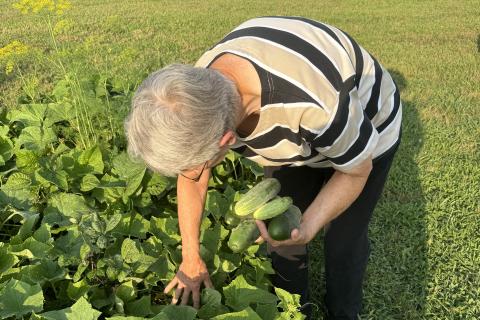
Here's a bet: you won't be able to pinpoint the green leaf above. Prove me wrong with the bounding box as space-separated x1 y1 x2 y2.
125 295 152 317
4 172 31 190
152 305 197 320
116 280 136 303
67 278 90 300
0 247 18 274
106 213 122 232
114 212 149 239
16 126 57 151
10 211 39 244
255 303 280 320
106 317 145 320
15 149 40 172
275 287 303 315
80 174 100 191
121 238 142 263
78 146 104 174
112 152 146 196
239 157 264 178
198 288 229 319
47 102 76 124
9 103 47 127
149 216 181 245
223 275 277 311
10 236 53 259
205 190 230 220
33 223 52 243
36 167 69 190
0 135 13 166
145 172 172 196
0 279 44 318
19 260 65 285
44 193 92 222
210 307 262 320
40 296 101 320
0 188 32 210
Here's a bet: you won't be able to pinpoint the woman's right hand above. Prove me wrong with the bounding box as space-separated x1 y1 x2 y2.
163 254 213 309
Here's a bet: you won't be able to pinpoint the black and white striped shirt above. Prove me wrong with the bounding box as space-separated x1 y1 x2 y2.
195 16 402 172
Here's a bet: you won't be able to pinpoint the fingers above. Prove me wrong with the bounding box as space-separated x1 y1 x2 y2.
255 220 271 242
180 287 191 306
192 289 201 309
172 286 183 305
254 235 264 244
203 275 213 288
164 277 178 294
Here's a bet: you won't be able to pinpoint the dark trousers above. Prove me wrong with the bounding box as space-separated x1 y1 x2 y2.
264 145 399 319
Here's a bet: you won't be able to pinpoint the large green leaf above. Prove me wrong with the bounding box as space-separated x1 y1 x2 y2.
40 297 101 320
112 152 145 196
125 295 152 317
16 126 57 151
78 145 104 174
19 259 65 285
210 307 262 320
205 190 230 221
15 149 40 172
114 212 150 239
10 236 53 259
0 247 18 274
198 288 229 319
35 167 69 190
149 216 181 245
223 275 277 311
44 193 92 223
0 279 44 318
0 135 13 166
151 305 197 320
9 104 48 127
121 238 142 264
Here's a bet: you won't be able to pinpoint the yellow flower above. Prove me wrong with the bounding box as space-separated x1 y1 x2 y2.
12 0 71 15
0 40 29 75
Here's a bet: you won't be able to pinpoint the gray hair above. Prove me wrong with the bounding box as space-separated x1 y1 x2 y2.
124 64 240 177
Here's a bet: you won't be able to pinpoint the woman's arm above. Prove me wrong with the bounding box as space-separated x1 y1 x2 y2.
163 169 213 308
256 156 373 246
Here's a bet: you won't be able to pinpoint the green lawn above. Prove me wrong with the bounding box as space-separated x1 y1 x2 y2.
1 0 479 319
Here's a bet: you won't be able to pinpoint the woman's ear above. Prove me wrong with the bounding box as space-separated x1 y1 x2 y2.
219 130 236 148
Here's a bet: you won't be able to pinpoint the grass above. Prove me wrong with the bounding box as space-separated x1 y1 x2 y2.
1 0 479 319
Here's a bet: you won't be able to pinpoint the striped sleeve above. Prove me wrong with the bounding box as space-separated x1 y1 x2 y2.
306 79 379 172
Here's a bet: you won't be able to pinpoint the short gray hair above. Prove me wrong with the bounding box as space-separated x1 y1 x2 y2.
124 64 240 177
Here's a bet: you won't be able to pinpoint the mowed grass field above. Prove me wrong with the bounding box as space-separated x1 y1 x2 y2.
1 0 479 319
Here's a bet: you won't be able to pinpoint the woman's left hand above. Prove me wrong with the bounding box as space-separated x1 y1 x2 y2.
255 219 316 247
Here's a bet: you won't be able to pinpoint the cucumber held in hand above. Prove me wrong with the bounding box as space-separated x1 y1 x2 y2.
268 205 302 241
227 219 260 253
234 178 281 217
253 196 292 220
224 210 241 229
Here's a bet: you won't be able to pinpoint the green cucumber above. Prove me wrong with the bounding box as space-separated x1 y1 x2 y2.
253 196 292 220
267 205 302 241
227 219 260 253
234 178 281 217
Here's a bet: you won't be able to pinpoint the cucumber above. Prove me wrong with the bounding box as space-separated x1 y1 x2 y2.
227 219 260 253
234 178 281 217
253 196 292 220
224 210 241 229
267 205 302 241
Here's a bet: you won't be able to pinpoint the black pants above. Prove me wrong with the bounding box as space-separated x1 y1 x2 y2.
264 145 399 319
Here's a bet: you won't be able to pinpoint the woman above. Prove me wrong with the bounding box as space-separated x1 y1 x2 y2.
124 16 402 319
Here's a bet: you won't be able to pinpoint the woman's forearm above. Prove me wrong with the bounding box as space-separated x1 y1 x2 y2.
176 171 210 260
302 160 372 238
